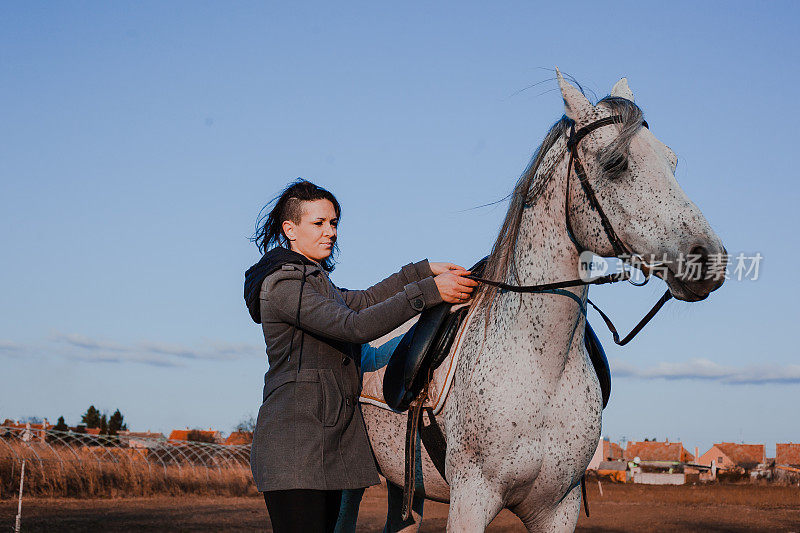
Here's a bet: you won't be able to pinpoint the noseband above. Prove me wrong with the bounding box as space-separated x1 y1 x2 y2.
468 115 672 346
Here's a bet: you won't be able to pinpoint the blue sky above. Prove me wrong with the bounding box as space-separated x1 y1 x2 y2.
1 2 798 456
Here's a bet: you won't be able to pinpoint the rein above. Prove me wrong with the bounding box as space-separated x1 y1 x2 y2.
467 114 672 346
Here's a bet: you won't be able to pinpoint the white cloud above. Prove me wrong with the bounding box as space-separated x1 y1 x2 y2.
0 340 28 357
51 333 129 352
0 340 24 351
66 351 183 368
206 341 263 358
137 341 198 358
611 357 800 385
1 333 263 367
137 340 262 360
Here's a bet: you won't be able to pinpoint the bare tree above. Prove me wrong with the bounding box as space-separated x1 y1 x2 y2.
234 414 256 433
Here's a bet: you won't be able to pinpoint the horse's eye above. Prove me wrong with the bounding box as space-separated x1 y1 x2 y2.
602 153 628 176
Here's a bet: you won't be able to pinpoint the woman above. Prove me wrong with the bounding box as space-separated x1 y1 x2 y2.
244 179 477 532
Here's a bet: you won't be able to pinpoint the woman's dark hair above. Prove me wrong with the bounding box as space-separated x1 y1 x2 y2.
252 179 341 272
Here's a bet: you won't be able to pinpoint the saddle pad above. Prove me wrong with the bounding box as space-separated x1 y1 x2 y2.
360 302 476 415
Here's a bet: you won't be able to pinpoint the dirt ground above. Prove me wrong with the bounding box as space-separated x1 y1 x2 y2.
2 482 799 532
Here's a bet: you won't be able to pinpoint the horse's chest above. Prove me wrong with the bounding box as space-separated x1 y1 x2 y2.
536 355 602 484
447 333 601 493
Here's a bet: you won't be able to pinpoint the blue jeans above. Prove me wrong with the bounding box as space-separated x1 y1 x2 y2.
359 334 403 375
334 334 404 533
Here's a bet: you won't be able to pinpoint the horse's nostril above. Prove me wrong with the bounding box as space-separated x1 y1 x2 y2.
680 244 711 282
689 245 709 261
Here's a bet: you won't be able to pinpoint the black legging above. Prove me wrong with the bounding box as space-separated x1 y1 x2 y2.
263 489 342 533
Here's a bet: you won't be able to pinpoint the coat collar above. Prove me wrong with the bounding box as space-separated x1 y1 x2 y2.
244 247 319 323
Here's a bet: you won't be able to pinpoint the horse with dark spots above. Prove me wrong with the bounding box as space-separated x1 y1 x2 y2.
350 72 726 532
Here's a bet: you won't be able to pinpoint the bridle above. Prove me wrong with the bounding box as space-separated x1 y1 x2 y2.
564 115 645 258
467 114 672 346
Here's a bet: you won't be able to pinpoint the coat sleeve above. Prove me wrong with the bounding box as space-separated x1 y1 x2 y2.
263 266 442 345
338 259 434 311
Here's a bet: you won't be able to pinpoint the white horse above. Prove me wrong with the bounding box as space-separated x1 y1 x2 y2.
358 72 726 532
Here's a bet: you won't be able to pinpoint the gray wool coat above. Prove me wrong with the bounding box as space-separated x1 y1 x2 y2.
250 259 442 492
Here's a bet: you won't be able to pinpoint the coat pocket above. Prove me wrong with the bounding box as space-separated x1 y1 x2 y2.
262 372 297 404
318 369 343 427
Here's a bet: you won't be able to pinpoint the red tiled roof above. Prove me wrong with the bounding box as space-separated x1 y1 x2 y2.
776 443 800 467
169 430 191 441
2 420 49 430
119 431 165 440
169 429 221 442
715 443 765 467
624 441 693 462
603 441 623 461
225 431 253 445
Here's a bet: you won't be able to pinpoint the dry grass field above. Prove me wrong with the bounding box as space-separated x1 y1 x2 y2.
0 437 255 498
0 455 256 499
2 482 799 531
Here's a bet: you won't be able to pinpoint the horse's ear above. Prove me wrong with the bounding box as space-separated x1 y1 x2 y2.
611 77 635 102
556 67 593 122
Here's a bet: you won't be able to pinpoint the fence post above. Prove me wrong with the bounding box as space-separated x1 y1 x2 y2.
14 459 25 533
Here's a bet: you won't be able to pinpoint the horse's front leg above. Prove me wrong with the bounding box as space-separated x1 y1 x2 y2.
511 484 581 533
447 469 505 532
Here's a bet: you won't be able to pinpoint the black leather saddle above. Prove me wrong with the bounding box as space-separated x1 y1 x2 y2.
383 258 488 412
383 257 612 413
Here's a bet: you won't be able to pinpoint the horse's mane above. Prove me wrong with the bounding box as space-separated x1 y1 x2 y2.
476 96 644 316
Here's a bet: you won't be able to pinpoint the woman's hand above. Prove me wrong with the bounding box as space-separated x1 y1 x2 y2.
434 271 479 304
429 262 468 276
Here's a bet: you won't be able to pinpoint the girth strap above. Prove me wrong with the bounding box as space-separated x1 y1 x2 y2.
402 396 424 521
581 474 589 517
401 379 449 522
420 407 447 481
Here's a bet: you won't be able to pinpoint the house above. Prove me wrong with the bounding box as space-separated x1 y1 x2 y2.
169 428 223 444
776 443 800 467
1 418 50 441
118 430 166 449
588 437 624 469
624 440 694 464
2 418 50 429
225 431 253 446
697 443 766 471
604 440 624 461
596 461 627 483
624 440 694 485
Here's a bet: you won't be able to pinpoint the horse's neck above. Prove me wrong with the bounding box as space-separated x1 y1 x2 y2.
486 141 586 375
515 152 580 286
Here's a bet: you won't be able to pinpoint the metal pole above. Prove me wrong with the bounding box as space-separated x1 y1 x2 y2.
15 459 25 533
